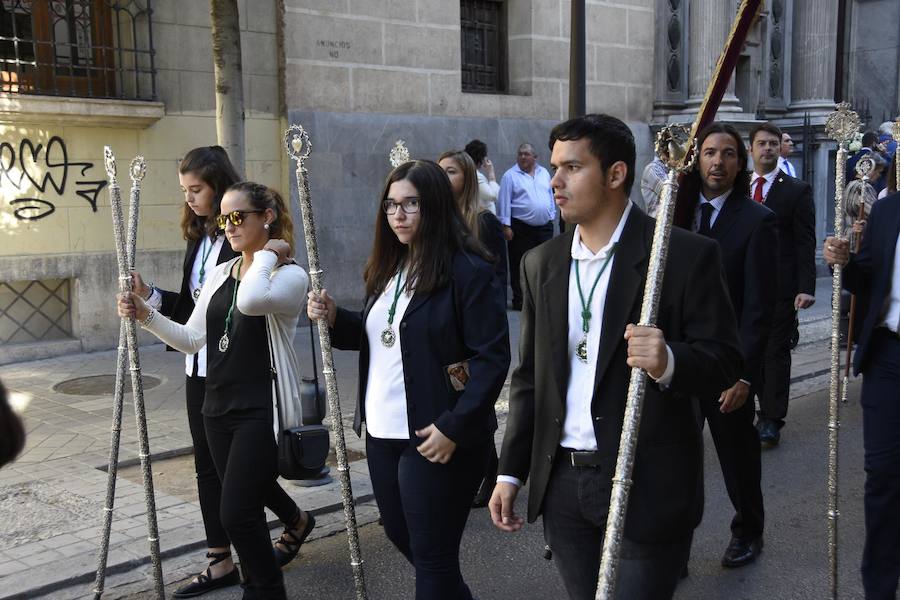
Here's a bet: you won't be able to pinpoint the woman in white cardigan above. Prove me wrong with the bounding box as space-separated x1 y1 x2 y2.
118 182 311 600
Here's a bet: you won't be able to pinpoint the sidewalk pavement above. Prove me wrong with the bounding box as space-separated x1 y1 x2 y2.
0 277 838 599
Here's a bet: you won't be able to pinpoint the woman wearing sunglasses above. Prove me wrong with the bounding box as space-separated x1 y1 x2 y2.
120 182 312 600
307 160 510 600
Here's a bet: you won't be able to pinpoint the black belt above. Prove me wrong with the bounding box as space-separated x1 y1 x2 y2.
559 447 603 468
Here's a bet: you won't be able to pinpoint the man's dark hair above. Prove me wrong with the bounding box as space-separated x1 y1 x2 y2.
681 122 751 203
0 380 25 469
861 131 879 149
464 139 488 166
549 113 636 195
749 122 783 145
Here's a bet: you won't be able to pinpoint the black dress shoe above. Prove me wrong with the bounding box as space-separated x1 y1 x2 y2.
721 536 763 568
172 551 240 598
758 419 780 448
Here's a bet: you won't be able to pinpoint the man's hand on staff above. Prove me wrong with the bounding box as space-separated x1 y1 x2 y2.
719 380 750 413
489 482 525 532
624 324 667 380
307 289 337 328
823 237 851 267
502 226 514 241
117 291 150 322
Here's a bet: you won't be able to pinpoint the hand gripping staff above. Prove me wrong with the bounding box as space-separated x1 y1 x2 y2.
594 1 763 597
92 149 165 599
824 102 862 600
284 125 368 600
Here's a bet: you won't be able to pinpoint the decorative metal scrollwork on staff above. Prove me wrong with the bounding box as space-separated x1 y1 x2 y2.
389 139 410 168
93 149 164 599
595 123 695 599
824 102 861 600
284 125 368 600
892 119 900 192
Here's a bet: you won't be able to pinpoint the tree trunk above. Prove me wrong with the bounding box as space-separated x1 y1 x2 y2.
210 0 245 176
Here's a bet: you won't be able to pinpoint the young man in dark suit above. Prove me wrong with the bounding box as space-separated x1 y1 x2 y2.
749 122 817 447
681 123 778 568
825 195 900 600
488 114 743 600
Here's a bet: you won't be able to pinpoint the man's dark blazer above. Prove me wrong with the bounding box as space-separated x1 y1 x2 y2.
761 173 816 299
498 207 743 543
159 236 238 350
843 193 900 375
330 251 511 447
706 192 779 383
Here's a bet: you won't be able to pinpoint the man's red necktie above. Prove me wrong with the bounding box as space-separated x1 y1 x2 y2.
753 177 765 203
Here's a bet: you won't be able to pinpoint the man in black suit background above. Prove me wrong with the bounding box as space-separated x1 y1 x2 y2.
681 123 778 568
748 122 817 447
825 195 900 600
488 114 743 599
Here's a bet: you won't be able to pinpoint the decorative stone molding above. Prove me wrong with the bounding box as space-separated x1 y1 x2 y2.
0 94 165 129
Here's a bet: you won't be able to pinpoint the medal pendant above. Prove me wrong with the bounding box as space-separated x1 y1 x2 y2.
218 333 230 353
380 326 396 348
193 287 202 300
576 336 588 364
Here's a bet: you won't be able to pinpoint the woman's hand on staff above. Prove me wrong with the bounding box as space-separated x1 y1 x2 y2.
414 424 457 464
307 289 336 328
264 238 292 266
851 219 866 236
823 237 850 266
117 291 150 322
130 271 151 299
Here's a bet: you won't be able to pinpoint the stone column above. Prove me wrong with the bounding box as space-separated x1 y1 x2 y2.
789 0 838 113
687 0 741 112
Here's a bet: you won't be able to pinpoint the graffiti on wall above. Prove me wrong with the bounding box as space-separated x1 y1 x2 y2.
0 135 107 221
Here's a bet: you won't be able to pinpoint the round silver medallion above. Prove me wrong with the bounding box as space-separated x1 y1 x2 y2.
193 287 202 300
380 327 396 348
576 337 588 364
218 333 230 353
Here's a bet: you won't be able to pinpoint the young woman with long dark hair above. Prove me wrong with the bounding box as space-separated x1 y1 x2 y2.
307 160 510 600
121 182 313 599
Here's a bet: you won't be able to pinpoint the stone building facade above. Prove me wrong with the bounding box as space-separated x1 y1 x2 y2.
1 0 896 362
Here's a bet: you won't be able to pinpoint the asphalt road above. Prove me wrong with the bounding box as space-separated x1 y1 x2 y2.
115 380 868 600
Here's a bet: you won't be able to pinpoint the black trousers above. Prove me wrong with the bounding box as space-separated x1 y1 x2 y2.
508 218 554 308
860 329 900 600
204 407 299 600
699 392 765 541
366 434 489 600
542 455 692 600
758 299 796 426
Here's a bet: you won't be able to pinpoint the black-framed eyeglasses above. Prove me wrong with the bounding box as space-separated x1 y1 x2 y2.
216 209 265 229
382 198 420 215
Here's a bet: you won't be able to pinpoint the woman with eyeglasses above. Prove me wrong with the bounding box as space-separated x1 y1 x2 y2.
120 182 312 600
307 160 510 600
438 150 507 508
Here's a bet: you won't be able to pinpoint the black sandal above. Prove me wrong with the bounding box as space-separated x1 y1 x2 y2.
172 550 240 598
273 511 316 567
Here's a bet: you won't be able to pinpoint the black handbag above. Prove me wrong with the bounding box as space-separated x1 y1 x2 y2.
268 321 330 480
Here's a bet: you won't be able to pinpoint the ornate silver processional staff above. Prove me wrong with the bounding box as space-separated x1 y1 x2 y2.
595 124 695 599
824 102 861 600
92 149 164 599
284 125 368 600
892 120 900 192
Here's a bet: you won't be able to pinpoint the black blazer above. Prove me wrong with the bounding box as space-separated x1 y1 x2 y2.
705 192 779 383
761 173 817 299
331 251 511 447
499 207 743 543
843 193 900 375
159 236 238 350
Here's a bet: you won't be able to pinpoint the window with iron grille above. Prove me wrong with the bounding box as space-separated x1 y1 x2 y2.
0 0 156 100
0 278 73 344
460 0 506 94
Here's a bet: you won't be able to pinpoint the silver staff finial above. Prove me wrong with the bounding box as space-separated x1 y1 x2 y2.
129 156 147 183
284 124 312 163
389 140 410 168
855 153 877 182
654 124 694 172
104 146 117 179
825 102 861 146
892 119 900 142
